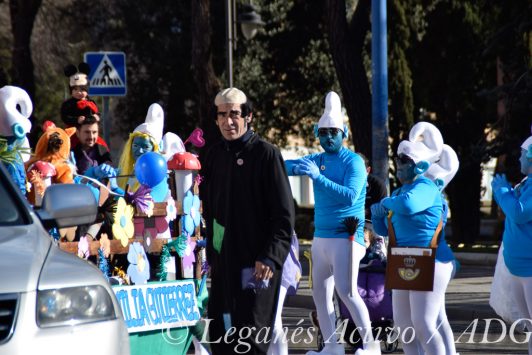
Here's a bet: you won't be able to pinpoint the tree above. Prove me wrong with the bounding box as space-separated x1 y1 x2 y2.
191 0 221 152
409 1 496 243
480 0 532 185
324 0 372 158
9 0 42 101
8 0 42 144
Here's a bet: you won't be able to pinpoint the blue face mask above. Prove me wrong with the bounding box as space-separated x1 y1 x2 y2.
519 149 531 175
395 155 417 184
318 128 343 153
132 136 154 161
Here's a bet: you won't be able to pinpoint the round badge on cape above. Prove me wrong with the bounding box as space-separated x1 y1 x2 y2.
237 158 244 166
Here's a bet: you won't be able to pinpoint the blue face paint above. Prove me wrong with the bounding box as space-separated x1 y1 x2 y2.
132 136 154 161
395 156 417 184
519 149 531 175
318 128 343 154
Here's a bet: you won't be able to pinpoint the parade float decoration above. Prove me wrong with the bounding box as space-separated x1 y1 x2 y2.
55 125 208 355
0 85 32 194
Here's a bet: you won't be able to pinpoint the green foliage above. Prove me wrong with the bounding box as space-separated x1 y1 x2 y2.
0 138 30 165
234 0 340 147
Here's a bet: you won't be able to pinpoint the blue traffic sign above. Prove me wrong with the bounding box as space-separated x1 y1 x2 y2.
84 52 127 96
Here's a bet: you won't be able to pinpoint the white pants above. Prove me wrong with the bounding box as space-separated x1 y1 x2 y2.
311 238 374 345
509 274 532 355
392 261 453 355
267 285 288 355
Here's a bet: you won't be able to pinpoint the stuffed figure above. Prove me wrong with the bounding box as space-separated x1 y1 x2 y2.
25 121 76 205
60 62 108 149
0 85 32 194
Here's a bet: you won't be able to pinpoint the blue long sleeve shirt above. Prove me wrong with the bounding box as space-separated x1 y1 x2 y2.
285 147 367 246
372 176 453 262
494 176 532 277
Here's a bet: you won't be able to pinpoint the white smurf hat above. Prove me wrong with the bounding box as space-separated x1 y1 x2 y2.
214 87 247 106
317 91 344 131
133 103 165 145
0 85 32 138
398 121 444 164
161 132 185 160
424 144 459 189
521 136 532 150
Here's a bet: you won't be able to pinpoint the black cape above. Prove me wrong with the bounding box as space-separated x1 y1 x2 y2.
200 132 294 354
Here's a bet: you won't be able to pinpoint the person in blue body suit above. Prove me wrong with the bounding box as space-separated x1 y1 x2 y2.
423 143 460 355
371 122 454 355
491 134 532 355
286 92 380 355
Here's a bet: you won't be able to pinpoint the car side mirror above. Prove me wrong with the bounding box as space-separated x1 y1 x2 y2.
37 184 98 229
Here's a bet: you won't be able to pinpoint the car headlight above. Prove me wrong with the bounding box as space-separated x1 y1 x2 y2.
37 285 116 327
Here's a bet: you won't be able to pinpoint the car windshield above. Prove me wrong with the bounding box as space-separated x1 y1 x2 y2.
0 168 29 226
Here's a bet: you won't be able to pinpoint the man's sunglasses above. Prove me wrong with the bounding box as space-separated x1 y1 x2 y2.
318 128 342 137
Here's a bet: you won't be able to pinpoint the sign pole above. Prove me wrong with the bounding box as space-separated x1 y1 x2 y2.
102 96 111 148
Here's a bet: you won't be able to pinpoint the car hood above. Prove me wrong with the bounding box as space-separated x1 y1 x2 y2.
0 222 51 293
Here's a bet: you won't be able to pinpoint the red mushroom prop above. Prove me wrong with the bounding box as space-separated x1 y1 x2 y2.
167 152 201 202
27 161 57 206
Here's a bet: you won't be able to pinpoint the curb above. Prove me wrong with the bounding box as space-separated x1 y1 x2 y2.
454 252 498 266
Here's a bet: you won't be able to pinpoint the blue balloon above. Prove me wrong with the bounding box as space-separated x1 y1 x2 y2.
134 152 167 187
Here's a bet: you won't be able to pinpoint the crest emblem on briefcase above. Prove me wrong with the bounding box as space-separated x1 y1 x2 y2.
398 256 420 281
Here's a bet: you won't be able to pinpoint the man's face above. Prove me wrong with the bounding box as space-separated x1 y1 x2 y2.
77 123 99 149
132 136 154 161
216 103 249 141
318 127 343 153
72 86 88 100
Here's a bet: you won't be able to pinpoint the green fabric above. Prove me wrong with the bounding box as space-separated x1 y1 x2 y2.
213 218 225 253
128 273 210 355
129 328 192 355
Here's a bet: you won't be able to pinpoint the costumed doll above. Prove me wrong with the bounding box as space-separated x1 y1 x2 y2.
60 62 108 149
491 133 532 355
0 85 32 195
25 121 76 204
286 92 380 355
371 122 455 355
117 103 171 241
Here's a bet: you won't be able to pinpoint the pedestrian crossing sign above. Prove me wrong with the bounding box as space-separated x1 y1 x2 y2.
84 51 127 96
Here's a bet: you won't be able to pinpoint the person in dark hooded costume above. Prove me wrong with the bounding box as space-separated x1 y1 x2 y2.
200 87 294 355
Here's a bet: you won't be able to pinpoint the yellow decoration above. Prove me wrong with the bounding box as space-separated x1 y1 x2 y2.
112 197 135 247
137 254 146 272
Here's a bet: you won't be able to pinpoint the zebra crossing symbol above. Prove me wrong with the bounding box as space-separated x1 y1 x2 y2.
84 52 127 96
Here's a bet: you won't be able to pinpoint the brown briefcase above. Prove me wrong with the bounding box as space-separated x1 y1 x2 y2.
385 212 443 291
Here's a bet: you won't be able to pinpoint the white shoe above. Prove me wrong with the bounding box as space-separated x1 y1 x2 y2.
354 340 381 355
306 342 345 355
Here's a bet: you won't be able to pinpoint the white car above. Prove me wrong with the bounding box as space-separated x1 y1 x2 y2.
0 164 129 355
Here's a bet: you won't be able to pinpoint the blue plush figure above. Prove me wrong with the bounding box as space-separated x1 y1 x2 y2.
0 86 33 195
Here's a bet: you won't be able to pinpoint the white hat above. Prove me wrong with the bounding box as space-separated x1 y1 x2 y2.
64 63 90 87
521 136 532 150
317 91 344 131
133 103 164 145
398 122 444 164
424 144 459 189
0 85 32 138
161 132 185 161
214 88 247 106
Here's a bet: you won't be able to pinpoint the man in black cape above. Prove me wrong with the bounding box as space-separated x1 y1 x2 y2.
200 87 294 354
